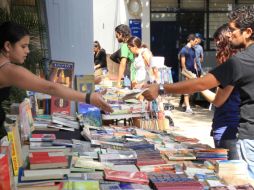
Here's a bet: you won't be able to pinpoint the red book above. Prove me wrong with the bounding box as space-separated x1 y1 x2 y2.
30 134 56 142
0 154 12 190
29 151 68 169
104 169 149 185
136 159 167 166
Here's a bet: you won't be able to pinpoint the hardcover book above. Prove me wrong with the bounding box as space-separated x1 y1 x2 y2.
29 134 56 142
0 153 12 190
75 75 94 93
104 169 149 185
19 99 35 142
6 121 23 176
29 151 68 169
49 60 74 115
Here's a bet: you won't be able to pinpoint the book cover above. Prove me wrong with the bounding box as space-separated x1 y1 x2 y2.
75 75 94 93
165 151 196 161
19 99 35 142
49 60 74 115
104 169 149 185
121 88 149 101
63 181 100 190
6 122 23 176
51 113 80 129
29 151 68 169
30 134 56 142
0 154 12 190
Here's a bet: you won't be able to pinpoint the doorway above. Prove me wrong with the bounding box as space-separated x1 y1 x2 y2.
151 21 179 82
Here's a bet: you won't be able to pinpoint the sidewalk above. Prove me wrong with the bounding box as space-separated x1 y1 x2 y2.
166 95 214 147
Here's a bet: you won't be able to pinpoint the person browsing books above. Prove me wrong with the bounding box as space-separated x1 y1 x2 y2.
187 24 240 160
142 5 254 178
94 40 107 75
0 21 113 140
127 36 157 89
114 24 134 87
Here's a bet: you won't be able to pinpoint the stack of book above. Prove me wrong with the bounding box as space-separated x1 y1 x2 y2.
215 160 248 177
104 169 149 185
99 150 137 165
148 172 204 190
29 151 68 170
195 149 228 160
164 150 196 161
136 149 167 166
51 113 80 130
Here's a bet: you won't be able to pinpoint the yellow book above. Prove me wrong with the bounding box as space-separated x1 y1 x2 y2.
7 128 18 176
7 121 23 176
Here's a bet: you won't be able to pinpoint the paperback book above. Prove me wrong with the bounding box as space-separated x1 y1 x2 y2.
49 60 74 115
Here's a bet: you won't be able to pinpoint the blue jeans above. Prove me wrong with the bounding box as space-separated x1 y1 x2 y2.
237 139 254 179
214 139 239 160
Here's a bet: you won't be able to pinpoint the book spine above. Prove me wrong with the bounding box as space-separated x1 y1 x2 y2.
7 131 19 176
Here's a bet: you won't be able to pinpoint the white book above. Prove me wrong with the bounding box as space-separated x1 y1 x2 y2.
29 142 66 149
24 168 70 177
47 124 75 131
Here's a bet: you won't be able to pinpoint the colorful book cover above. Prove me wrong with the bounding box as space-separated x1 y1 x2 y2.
75 75 94 94
30 134 56 142
104 169 149 185
63 181 100 190
29 151 67 164
0 154 12 190
19 99 34 142
0 145 13 190
49 60 74 115
7 123 23 176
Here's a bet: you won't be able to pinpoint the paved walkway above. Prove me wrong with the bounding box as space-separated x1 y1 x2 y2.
166 95 214 147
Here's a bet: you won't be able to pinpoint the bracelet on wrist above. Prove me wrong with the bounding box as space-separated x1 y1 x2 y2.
85 93 91 104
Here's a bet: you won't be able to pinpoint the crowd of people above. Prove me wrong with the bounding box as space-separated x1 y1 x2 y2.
142 5 254 179
1 3 254 181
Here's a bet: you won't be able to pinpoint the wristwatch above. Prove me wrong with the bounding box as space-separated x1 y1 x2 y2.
159 84 164 95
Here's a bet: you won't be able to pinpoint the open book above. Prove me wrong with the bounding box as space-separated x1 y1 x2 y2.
122 88 149 101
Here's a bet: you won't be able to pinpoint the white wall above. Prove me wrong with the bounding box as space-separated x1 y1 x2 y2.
45 0 93 75
93 0 150 54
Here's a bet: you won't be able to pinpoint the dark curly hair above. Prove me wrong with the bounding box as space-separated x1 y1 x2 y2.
0 21 29 51
213 24 237 64
115 24 131 41
229 5 254 40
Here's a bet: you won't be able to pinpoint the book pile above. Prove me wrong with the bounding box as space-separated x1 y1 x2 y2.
29 151 68 169
9 100 254 190
195 149 228 160
183 161 214 178
164 150 196 161
104 169 149 185
215 160 248 177
136 149 167 166
148 172 204 190
51 113 80 130
210 184 254 190
99 150 137 165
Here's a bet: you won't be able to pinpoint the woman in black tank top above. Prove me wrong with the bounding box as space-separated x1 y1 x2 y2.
0 22 113 140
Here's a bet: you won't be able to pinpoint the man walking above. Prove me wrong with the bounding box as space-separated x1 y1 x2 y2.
194 33 205 76
179 34 197 114
114 24 134 87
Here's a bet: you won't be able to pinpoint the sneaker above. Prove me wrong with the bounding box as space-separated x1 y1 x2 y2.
185 108 194 114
